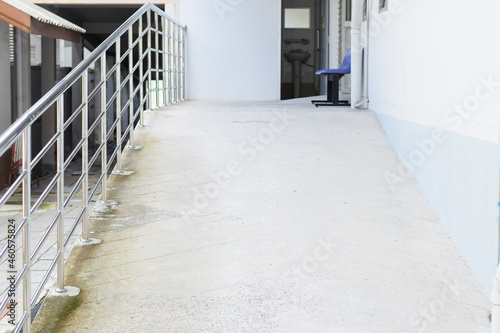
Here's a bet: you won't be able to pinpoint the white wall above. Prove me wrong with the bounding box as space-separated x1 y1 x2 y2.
366 0 500 143
178 0 281 100
364 0 500 292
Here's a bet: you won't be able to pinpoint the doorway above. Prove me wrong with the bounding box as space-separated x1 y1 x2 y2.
341 0 351 94
281 0 330 100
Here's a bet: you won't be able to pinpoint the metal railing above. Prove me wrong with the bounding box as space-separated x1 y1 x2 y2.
0 3 185 332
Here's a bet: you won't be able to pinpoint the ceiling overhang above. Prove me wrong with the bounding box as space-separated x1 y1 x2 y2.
31 0 179 4
0 0 85 42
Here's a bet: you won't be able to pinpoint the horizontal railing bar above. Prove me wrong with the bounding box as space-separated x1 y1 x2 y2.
63 138 85 171
119 50 129 65
106 126 118 146
63 103 85 131
0 170 25 206
138 27 149 43
0 262 27 315
122 119 135 139
121 97 133 114
87 111 106 136
107 147 119 171
31 173 60 215
107 62 120 82
31 253 60 308
12 311 27 333
0 293 10 321
88 173 105 202
88 142 105 169
63 174 85 208
106 90 119 111
129 57 141 77
131 79 142 98
31 133 59 169
88 79 104 102
30 212 60 262
119 76 128 92
119 104 129 121
64 208 86 247
0 215 27 261
13 264 28 294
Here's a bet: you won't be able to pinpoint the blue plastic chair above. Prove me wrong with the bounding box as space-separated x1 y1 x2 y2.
312 49 351 107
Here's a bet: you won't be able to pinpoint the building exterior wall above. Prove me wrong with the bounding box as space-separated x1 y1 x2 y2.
363 0 500 292
178 0 281 100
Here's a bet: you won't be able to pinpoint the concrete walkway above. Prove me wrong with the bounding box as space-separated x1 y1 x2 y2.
33 98 491 332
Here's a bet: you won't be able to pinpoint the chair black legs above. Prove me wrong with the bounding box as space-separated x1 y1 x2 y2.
311 74 350 107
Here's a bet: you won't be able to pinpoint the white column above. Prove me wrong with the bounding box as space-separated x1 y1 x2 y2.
350 0 363 108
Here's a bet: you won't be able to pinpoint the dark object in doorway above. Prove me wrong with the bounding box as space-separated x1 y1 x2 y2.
312 49 351 107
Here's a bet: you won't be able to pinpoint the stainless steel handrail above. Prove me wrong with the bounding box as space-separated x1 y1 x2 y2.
0 3 185 332
0 3 185 156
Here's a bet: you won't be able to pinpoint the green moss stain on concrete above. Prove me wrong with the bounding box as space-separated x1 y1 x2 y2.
31 241 101 332
31 294 82 333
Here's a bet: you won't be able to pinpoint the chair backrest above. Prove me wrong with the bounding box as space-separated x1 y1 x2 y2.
340 49 351 71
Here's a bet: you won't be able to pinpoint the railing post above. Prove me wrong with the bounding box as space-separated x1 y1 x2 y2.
100 54 108 202
162 16 166 107
167 20 172 106
172 24 177 103
115 38 123 173
127 26 136 149
181 27 186 101
21 127 31 333
154 12 159 109
55 95 67 294
175 24 180 103
146 9 152 115
81 71 90 242
139 16 145 128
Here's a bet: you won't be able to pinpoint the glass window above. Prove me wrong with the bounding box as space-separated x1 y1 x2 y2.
362 0 368 21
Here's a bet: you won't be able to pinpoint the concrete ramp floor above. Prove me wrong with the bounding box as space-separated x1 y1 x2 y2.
32 98 491 332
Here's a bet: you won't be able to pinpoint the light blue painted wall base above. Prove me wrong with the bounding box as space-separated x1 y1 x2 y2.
376 113 499 294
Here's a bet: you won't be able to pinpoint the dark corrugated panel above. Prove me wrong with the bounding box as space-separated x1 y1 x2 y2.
2 0 85 33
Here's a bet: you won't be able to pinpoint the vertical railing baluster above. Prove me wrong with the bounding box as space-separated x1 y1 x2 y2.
162 16 167 107
168 20 172 105
155 12 159 109
81 71 90 242
100 54 108 202
21 127 31 333
181 27 186 101
55 95 66 294
175 25 180 103
146 9 152 115
172 24 176 103
128 26 136 149
139 16 144 128
115 38 123 173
